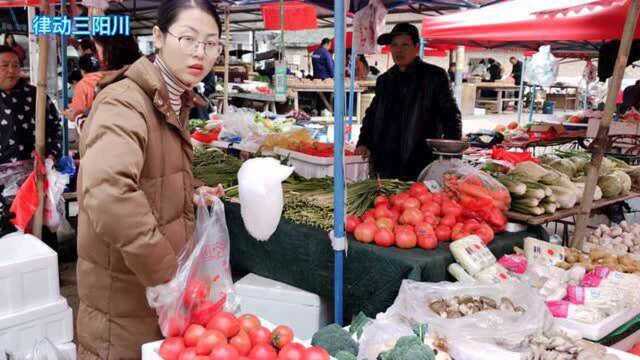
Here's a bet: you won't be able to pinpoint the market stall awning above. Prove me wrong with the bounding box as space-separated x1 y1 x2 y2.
421 0 639 49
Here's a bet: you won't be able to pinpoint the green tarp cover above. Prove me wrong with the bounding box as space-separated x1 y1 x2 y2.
226 202 549 320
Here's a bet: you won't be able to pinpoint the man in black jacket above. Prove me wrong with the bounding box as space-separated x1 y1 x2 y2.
356 23 461 180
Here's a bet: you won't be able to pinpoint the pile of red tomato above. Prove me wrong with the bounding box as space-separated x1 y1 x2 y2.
159 312 329 360
346 182 497 249
191 128 221 144
158 279 329 360
287 141 355 158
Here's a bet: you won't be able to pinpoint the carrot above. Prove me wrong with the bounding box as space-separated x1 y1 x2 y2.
458 182 493 200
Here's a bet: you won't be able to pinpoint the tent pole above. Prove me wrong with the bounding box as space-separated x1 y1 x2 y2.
528 86 536 123
454 46 464 109
332 0 346 327
572 0 640 249
33 0 51 239
517 56 526 124
61 0 69 155
223 5 230 114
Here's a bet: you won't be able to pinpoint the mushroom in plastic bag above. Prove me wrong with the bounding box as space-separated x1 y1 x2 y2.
524 45 559 87
238 158 293 241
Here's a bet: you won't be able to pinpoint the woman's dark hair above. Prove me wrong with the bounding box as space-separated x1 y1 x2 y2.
321 38 331 46
79 54 100 73
157 0 222 36
0 45 18 57
94 35 141 71
69 70 82 83
357 54 368 69
4 34 15 46
79 38 96 53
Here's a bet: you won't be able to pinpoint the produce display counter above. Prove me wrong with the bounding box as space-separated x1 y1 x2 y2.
506 192 640 225
225 201 548 320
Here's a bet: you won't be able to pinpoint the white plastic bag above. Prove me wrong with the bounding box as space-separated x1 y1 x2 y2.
356 317 414 360
218 107 259 141
524 45 559 87
352 0 387 55
43 159 69 232
147 198 238 337
385 280 550 347
238 158 293 241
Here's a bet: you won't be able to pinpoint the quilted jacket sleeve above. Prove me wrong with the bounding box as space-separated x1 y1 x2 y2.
81 92 177 287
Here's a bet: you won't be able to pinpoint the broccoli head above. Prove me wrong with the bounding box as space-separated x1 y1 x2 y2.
376 335 435 360
311 324 359 356
335 351 358 360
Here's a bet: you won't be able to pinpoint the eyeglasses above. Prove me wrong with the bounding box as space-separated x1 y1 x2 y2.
0 62 20 71
167 32 221 57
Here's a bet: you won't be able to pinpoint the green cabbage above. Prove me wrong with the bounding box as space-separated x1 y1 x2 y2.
549 159 577 177
599 157 616 176
612 170 632 194
571 156 590 173
598 174 623 198
539 154 561 165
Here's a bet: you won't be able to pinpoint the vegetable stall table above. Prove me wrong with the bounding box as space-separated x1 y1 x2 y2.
473 82 521 114
289 82 372 122
506 192 640 244
225 202 548 321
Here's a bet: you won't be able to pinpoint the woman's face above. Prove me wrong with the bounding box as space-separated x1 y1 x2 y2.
5 35 14 46
153 8 220 87
0 52 21 91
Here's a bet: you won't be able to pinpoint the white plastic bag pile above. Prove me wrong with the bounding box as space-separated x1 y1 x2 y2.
525 45 559 87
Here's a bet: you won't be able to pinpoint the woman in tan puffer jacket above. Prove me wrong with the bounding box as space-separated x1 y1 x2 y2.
76 1 223 358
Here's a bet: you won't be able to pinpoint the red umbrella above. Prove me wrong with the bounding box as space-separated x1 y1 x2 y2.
421 0 639 47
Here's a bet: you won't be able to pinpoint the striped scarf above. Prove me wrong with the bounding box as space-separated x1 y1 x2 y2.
154 56 190 115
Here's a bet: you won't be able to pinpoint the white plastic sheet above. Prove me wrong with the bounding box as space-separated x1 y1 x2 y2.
352 0 387 55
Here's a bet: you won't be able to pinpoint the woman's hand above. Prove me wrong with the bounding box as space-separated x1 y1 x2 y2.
193 184 225 206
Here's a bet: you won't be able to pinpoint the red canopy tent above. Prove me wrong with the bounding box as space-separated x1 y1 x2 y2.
421 0 639 49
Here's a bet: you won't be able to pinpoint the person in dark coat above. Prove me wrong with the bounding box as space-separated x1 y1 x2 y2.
355 23 462 180
487 58 502 82
510 56 523 85
622 80 640 113
312 38 335 80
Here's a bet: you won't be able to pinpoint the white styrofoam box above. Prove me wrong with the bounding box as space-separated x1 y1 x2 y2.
608 348 640 360
235 273 331 340
274 148 369 182
554 307 640 342
0 232 59 315
0 297 73 356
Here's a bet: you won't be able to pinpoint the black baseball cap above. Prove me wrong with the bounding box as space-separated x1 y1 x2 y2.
377 23 420 46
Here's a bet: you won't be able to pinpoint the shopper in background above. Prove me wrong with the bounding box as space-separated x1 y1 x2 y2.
0 45 61 165
76 0 223 358
355 54 371 81
510 56 523 85
63 54 102 123
487 58 503 82
2 33 25 65
356 23 461 180
312 38 334 80
448 62 457 83
79 37 96 56
69 34 142 132
622 80 640 113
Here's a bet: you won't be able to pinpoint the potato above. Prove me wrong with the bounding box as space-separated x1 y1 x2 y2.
556 261 572 270
619 255 635 266
590 249 608 261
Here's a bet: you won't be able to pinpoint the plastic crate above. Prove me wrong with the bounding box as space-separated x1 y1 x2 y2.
0 297 74 356
274 148 369 182
0 232 59 316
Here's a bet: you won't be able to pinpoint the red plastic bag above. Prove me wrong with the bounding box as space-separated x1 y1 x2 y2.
491 147 539 165
146 198 238 337
10 155 46 233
